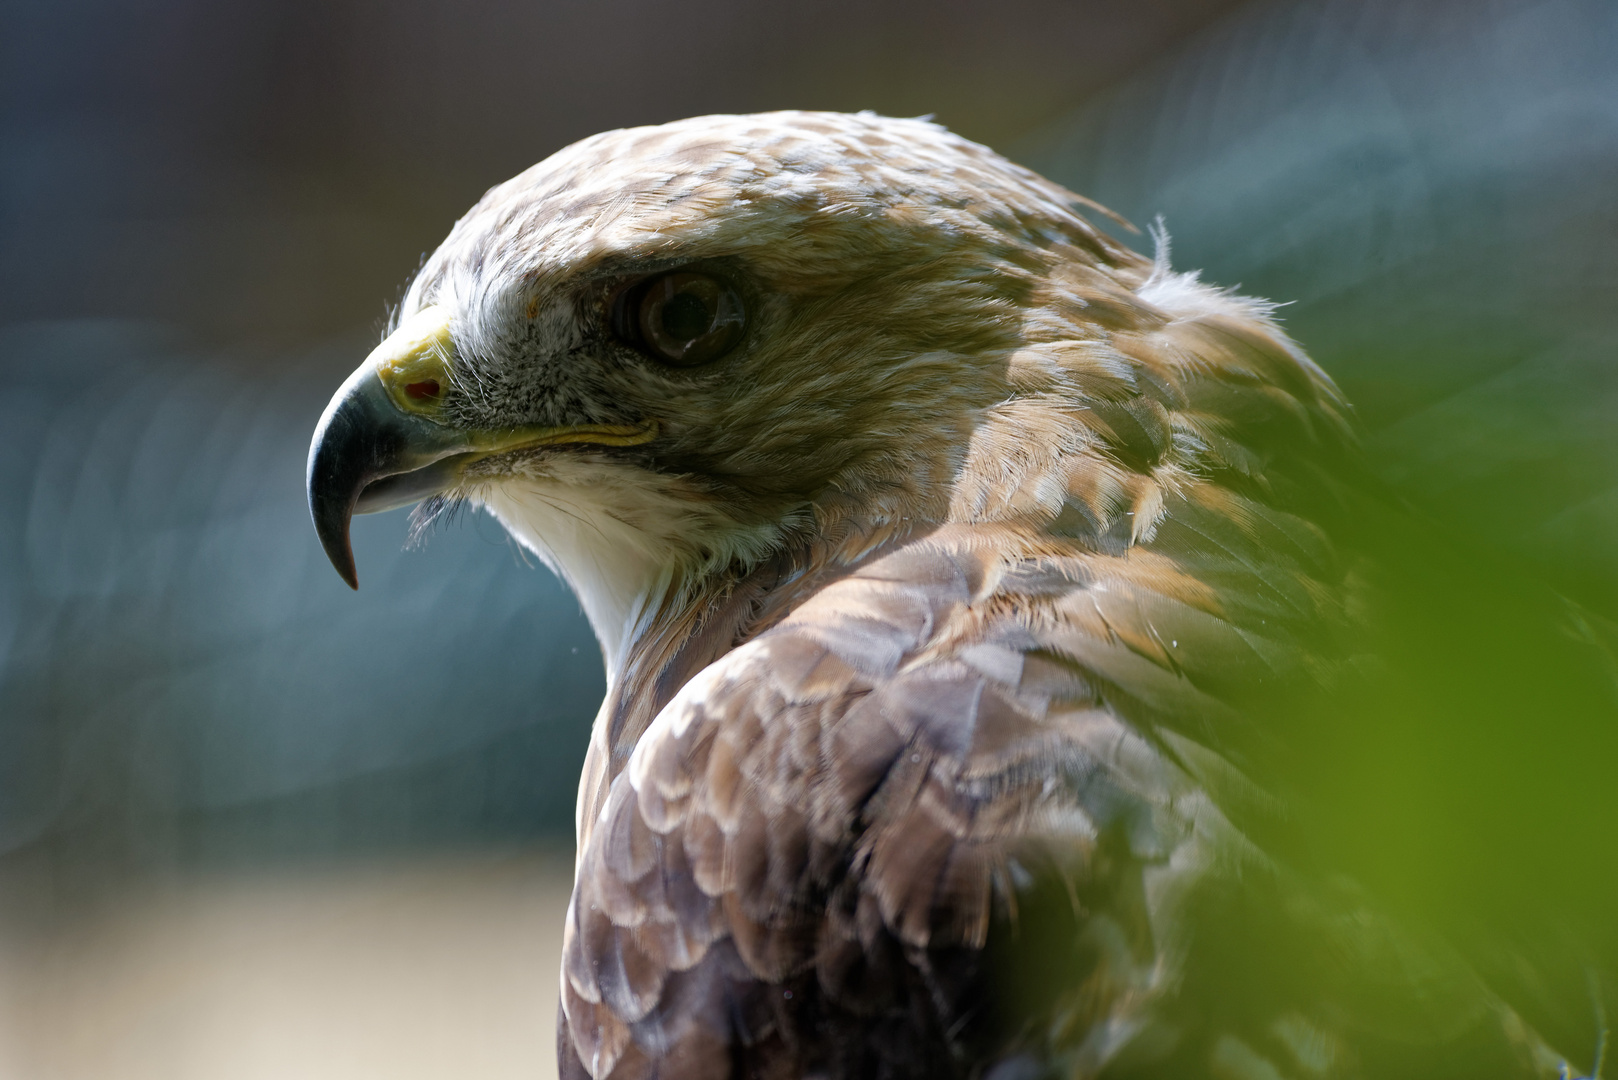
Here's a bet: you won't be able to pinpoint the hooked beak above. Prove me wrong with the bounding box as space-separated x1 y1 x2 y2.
306 305 657 589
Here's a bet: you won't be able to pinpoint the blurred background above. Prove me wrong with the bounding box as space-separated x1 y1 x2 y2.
1 0 1615 1076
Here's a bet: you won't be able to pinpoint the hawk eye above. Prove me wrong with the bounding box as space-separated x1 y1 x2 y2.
613 271 745 366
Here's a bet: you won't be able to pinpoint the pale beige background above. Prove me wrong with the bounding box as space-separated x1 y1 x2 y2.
0 850 574 1080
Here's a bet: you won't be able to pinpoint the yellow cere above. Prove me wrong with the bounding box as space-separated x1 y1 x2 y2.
369 305 456 418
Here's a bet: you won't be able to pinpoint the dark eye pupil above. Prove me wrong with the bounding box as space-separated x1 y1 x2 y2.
660 291 712 342
615 270 746 367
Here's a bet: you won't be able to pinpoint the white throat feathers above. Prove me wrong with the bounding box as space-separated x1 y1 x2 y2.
472 457 787 681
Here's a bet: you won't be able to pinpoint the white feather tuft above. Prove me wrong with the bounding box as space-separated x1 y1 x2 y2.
1137 217 1285 326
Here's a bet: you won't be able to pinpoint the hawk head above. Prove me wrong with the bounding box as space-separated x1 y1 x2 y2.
307 111 1294 670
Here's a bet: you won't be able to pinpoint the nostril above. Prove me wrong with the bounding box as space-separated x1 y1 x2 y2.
405 379 442 400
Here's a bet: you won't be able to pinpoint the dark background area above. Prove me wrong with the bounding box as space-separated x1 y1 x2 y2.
2 0 1616 927
0 0 1240 344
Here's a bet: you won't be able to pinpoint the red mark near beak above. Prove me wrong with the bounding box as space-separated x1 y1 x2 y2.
405 380 441 400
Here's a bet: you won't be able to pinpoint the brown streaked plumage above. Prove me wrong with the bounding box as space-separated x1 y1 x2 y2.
307 112 1572 1078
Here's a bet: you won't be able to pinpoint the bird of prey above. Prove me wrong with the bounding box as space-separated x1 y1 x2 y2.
307 112 1587 1079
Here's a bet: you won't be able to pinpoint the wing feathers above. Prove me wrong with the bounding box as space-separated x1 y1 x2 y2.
562 521 1330 1076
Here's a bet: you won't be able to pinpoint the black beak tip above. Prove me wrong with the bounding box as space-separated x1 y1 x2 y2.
308 369 431 592
308 408 368 591
310 490 361 590
332 544 360 591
